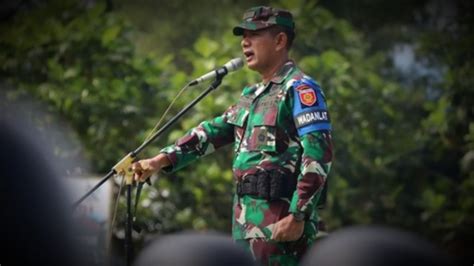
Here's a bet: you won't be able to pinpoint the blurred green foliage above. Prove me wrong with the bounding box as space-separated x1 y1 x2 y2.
1 0 472 259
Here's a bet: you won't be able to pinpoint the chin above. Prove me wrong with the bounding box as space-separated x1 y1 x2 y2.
246 61 258 71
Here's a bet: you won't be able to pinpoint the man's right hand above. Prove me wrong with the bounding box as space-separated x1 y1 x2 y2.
132 153 171 182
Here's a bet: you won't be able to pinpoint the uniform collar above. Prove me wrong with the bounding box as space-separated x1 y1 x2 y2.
268 60 296 85
248 60 296 98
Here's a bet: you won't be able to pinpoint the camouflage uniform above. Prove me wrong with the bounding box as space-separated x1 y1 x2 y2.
160 6 333 266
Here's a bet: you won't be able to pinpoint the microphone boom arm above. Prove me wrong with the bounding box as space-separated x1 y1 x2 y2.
72 73 227 208
71 64 231 266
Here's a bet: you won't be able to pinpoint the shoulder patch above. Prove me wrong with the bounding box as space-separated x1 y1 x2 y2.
296 85 318 107
291 78 331 136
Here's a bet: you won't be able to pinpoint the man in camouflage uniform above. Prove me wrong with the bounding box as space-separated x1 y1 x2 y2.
133 6 333 266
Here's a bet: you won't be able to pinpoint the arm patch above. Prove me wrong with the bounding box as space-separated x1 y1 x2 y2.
292 79 331 136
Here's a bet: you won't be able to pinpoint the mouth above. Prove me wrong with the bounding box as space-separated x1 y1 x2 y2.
243 50 255 62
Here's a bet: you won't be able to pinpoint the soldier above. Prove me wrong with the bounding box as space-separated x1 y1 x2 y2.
132 6 333 266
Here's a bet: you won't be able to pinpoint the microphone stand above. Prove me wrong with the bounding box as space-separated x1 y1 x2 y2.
72 74 226 266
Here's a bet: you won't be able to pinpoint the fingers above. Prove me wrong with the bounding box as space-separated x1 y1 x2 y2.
138 160 151 170
271 223 282 241
132 161 154 182
132 160 155 172
134 169 151 182
271 221 302 242
272 229 287 242
272 232 297 242
272 233 280 241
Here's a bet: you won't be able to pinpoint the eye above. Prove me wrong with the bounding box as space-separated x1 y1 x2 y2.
243 31 256 38
249 31 262 37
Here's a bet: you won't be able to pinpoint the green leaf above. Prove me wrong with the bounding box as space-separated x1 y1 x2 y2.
193 36 218 57
102 25 121 46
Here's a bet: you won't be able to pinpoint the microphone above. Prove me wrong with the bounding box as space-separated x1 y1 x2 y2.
189 58 244 86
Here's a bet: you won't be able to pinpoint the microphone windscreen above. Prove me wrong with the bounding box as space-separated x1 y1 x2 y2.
225 58 244 72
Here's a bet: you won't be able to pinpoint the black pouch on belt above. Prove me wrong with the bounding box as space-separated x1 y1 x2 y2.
256 171 270 199
269 171 284 200
237 170 297 200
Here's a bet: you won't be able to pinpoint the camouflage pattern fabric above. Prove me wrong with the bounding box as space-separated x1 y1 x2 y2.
233 6 295 36
160 61 333 262
236 232 314 266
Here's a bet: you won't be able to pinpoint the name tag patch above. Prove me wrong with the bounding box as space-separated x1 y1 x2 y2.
294 110 330 128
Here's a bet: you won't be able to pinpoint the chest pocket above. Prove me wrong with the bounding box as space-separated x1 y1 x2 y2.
246 89 280 153
227 95 252 152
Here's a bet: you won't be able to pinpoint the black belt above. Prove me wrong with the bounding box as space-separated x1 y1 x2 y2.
236 170 297 200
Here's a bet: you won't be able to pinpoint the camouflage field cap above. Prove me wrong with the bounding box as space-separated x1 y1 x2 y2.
233 6 295 36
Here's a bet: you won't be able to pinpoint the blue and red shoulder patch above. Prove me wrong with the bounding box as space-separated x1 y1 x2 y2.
291 79 331 136
296 85 318 107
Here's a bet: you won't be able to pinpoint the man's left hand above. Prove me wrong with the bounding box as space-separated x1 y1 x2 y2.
271 214 305 242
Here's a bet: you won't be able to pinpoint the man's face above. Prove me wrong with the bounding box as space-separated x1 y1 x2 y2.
241 29 278 73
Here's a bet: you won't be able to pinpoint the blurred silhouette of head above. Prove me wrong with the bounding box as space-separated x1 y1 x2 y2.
1 100 85 265
301 225 453 266
134 231 256 266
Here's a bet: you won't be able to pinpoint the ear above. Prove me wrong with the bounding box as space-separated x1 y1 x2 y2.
275 32 288 51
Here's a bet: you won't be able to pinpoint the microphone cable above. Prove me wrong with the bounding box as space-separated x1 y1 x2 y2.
109 81 191 247
142 81 193 143
109 57 239 245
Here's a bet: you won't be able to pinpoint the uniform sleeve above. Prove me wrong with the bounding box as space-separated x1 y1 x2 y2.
159 106 235 173
287 79 333 216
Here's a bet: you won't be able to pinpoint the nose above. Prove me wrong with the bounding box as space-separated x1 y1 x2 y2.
241 35 250 49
